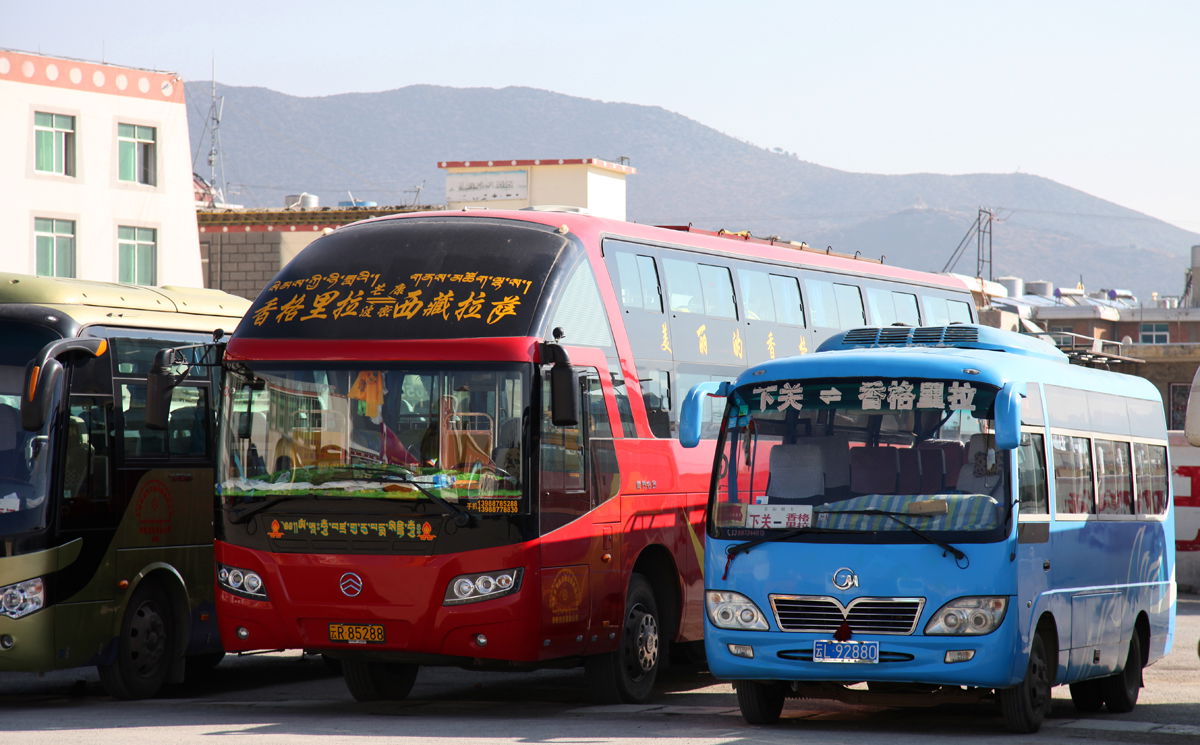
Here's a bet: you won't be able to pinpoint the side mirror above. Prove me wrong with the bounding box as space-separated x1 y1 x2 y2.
22 337 108 431
994 381 1024 451
540 342 578 427
549 362 578 427
679 381 731 448
145 348 184 431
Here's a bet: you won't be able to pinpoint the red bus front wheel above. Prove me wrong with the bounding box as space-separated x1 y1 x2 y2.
586 573 661 703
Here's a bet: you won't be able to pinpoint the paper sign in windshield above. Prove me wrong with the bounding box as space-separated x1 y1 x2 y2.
744 504 814 529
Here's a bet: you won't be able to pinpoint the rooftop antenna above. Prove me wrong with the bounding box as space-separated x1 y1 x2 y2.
404 181 425 207
205 60 228 206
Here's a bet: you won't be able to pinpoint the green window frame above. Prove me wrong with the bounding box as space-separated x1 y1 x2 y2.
118 123 157 185
34 112 76 176
34 218 76 277
118 226 157 285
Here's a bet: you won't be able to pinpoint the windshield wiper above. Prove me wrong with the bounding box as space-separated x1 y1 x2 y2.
723 526 866 579
225 465 472 527
227 495 316 525
817 508 967 563
346 465 472 527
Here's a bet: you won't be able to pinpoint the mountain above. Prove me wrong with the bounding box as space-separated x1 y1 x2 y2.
185 83 1199 301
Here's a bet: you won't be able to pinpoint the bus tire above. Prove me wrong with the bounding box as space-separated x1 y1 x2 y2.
1068 678 1104 712
998 631 1052 733
342 659 418 701
98 581 175 699
585 573 661 704
1100 628 1142 713
736 681 786 724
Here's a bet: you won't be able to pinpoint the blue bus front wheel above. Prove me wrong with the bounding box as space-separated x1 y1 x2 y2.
999 632 1052 733
736 680 787 724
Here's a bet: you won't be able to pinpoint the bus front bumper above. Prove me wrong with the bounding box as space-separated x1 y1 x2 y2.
705 623 1023 690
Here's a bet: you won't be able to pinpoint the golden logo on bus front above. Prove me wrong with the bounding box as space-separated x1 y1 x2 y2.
265 517 437 541
252 270 536 328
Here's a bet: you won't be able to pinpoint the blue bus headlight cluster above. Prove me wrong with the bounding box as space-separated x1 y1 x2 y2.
443 568 522 605
706 590 769 630
217 564 268 600
925 596 1008 635
0 578 44 619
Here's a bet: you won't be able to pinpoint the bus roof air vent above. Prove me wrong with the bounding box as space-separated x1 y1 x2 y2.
817 324 1068 363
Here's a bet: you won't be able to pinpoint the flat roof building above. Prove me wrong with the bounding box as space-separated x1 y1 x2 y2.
0 49 202 285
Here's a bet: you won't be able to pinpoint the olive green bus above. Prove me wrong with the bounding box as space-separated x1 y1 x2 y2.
0 272 249 698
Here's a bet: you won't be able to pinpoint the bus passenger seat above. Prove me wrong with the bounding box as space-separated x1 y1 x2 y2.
956 434 1000 494
919 439 966 489
817 433 851 494
849 446 899 494
765 443 824 502
897 448 921 494
918 447 946 493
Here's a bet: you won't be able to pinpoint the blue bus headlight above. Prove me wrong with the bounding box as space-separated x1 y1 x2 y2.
925 596 1008 635
706 590 769 631
0 578 44 619
217 563 268 600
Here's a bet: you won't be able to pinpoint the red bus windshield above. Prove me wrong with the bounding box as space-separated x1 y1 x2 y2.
219 363 530 516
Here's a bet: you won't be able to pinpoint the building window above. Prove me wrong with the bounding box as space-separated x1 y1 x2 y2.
35 218 76 277
1139 323 1169 344
1048 325 1073 346
118 226 157 285
118 124 156 185
34 112 76 176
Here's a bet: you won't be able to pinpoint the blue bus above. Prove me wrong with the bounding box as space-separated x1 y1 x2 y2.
680 324 1176 733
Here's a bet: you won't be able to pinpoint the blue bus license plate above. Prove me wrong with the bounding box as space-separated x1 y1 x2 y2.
813 640 879 663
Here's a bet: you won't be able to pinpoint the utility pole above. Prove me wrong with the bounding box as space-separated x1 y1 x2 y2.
942 207 995 283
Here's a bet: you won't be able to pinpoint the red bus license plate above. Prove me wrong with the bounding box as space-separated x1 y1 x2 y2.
328 623 386 644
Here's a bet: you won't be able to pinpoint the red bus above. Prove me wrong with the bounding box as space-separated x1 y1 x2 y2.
193 209 975 702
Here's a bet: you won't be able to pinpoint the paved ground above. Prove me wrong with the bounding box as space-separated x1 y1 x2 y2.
0 595 1195 744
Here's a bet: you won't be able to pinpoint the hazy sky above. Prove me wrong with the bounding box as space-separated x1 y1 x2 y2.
6 0 1198 231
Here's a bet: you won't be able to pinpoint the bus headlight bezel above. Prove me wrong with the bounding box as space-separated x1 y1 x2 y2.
925 596 1008 635
217 563 268 600
706 590 770 631
0 577 44 619
443 568 523 605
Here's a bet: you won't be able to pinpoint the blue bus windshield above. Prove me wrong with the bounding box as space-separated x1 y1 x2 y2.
712 377 1009 542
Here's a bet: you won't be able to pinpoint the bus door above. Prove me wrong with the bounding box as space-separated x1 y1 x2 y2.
1014 428 1054 647
537 359 619 657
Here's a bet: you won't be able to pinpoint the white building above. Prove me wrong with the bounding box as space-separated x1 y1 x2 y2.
439 158 635 220
0 49 202 286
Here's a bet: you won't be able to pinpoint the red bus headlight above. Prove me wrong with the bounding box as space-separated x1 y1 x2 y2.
443 568 523 605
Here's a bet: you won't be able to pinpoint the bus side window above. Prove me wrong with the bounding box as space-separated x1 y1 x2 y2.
612 251 663 312
641 369 672 438
584 372 618 508
1133 442 1169 514
1017 432 1049 514
540 374 586 534
60 397 115 530
167 387 211 458
609 374 637 438
1095 440 1133 515
1052 434 1095 514
806 279 864 328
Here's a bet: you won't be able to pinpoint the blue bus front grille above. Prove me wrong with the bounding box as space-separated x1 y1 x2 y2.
770 595 925 635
